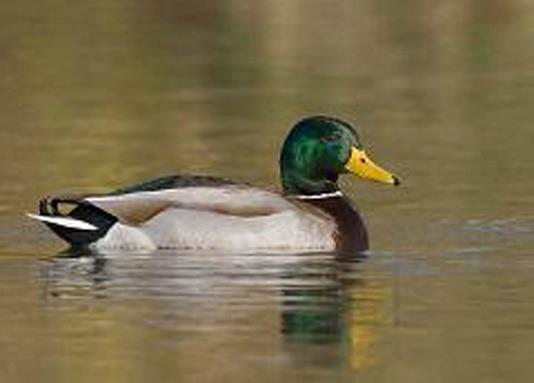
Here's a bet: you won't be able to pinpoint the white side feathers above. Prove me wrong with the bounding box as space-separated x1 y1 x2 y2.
26 213 98 231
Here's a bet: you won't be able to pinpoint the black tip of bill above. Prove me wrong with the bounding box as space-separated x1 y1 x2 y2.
392 175 401 186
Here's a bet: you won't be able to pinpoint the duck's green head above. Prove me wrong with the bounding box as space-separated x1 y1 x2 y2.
280 116 399 195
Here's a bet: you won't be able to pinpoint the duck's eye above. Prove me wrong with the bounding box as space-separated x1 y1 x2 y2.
322 134 340 143
360 157 366 164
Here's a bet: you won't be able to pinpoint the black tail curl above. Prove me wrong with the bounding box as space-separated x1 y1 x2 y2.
38 195 117 248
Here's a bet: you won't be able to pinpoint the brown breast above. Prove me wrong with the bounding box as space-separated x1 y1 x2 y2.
299 196 369 253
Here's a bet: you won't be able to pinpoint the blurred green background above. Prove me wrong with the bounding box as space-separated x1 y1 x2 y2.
1 0 532 219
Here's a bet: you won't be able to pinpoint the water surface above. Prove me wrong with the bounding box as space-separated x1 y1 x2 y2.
1 1 534 382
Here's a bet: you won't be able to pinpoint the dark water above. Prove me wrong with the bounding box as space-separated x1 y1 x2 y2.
1 1 534 382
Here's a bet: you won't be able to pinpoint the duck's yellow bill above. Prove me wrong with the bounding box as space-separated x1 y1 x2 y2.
345 147 400 186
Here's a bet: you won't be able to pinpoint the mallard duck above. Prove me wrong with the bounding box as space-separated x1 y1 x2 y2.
28 116 399 253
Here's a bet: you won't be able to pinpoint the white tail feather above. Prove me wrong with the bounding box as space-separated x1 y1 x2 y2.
26 213 98 231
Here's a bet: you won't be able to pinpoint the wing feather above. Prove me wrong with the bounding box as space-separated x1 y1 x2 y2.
85 186 293 225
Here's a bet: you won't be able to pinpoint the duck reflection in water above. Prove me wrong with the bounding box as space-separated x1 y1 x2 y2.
41 249 390 369
279 252 391 368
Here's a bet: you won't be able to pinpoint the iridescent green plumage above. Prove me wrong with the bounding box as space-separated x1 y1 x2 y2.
280 116 363 195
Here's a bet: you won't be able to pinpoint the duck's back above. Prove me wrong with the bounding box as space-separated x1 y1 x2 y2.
32 175 339 252
91 185 338 252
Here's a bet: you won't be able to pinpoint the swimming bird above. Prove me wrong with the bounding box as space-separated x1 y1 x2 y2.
28 116 399 253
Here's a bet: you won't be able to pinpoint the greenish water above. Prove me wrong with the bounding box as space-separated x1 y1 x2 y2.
1 1 534 382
